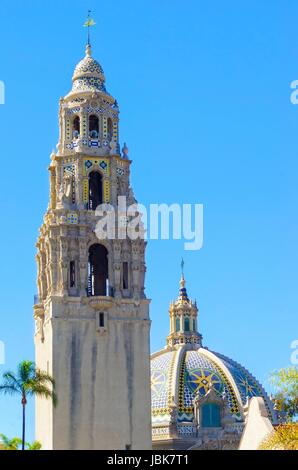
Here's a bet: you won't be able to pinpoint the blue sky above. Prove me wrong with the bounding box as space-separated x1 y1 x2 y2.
0 0 297 442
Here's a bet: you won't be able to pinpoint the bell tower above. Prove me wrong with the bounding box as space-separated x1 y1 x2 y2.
34 41 151 450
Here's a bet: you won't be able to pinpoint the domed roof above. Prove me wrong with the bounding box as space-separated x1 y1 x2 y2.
151 273 274 430
151 347 273 425
70 44 107 94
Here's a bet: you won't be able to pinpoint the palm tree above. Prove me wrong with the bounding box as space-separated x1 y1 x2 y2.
0 360 57 450
0 434 22 450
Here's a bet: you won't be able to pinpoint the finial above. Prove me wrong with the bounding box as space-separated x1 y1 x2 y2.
85 43 92 57
180 258 185 288
122 142 129 159
83 10 96 47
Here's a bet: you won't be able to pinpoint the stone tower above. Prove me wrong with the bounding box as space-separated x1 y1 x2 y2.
34 42 151 450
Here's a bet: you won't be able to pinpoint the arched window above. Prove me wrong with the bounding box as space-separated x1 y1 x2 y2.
184 318 190 332
88 244 108 296
107 118 113 141
88 171 102 210
175 317 180 332
73 116 80 139
89 114 99 138
193 318 196 331
201 403 221 428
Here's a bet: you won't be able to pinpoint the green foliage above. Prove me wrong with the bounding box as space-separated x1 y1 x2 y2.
0 434 22 450
0 360 57 405
270 366 298 420
259 424 298 450
0 360 57 450
25 440 42 450
0 434 42 451
0 361 57 405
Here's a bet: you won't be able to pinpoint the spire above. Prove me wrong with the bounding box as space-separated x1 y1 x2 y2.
178 258 188 302
166 261 202 349
83 10 96 47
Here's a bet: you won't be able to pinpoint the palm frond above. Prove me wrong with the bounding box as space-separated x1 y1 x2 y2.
0 384 19 396
26 440 42 450
34 369 56 387
0 434 10 446
18 360 35 383
1 371 22 390
27 383 58 407
0 434 22 450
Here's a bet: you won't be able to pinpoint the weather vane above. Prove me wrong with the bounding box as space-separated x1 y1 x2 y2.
83 10 96 46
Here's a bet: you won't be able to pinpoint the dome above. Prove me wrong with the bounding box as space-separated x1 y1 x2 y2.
70 44 107 94
151 347 273 425
150 272 275 448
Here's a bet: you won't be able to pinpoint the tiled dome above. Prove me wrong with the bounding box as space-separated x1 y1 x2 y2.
70 44 107 94
151 347 273 425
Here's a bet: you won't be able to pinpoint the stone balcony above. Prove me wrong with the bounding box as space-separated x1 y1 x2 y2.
88 295 114 310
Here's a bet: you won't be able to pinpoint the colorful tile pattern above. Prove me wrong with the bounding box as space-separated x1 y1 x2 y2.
151 351 175 421
213 351 273 419
67 212 78 225
72 77 107 93
150 349 242 425
177 350 240 422
83 158 110 177
82 159 110 205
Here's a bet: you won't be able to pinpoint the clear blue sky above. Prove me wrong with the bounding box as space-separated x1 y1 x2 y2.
0 0 297 442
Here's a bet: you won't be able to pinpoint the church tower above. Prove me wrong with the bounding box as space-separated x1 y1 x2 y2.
33 40 151 450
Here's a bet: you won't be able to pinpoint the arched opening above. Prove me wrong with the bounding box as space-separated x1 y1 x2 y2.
88 244 108 296
201 403 221 428
184 318 190 332
175 317 180 332
89 114 99 138
73 116 80 139
88 171 102 210
107 118 113 141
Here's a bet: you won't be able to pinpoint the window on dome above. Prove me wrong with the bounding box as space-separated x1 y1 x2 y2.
89 114 99 138
88 171 103 210
201 403 221 428
107 118 113 141
88 244 109 296
193 318 196 331
175 317 180 332
184 318 190 332
73 116 80 139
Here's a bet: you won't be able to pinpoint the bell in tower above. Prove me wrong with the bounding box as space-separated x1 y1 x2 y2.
34 35 151 449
